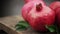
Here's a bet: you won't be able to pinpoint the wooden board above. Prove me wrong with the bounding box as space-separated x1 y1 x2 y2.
0 16 56 34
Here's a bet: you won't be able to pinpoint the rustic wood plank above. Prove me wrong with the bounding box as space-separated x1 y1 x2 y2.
0 16 23 34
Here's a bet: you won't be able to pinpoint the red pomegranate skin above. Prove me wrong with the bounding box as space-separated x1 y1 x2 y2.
50 1 60 11
55 7 60 28
50 1 60 27
24 0 43 3
27 6 55 32
22 0 45 21
22 0 55 32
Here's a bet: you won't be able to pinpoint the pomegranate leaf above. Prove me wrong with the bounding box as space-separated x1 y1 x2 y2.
45 25 56 32
15 21 30 31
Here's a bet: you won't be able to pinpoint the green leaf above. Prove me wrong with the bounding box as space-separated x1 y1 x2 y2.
45 25 56 32
15 21 30 31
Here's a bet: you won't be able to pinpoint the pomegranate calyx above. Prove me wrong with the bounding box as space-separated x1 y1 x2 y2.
36 3 42 11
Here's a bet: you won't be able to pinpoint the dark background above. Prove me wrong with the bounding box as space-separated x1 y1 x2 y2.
0 0 24 17
0 0 59 17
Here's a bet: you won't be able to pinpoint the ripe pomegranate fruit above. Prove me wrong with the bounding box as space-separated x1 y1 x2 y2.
22 0 55 32
50 1 60 28
22 0 45 21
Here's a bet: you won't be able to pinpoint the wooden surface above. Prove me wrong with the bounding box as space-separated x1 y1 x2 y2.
0 16 56 34
0 16 40 34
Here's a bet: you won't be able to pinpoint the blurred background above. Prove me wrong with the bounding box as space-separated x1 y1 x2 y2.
0 0 24 17
0 0 59 17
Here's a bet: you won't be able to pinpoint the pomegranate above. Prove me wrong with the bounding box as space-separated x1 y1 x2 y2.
50 1 60 28
22 0 55 32
22 0 45 21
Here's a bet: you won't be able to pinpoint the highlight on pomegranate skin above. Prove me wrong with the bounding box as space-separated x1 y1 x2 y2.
22 0 55 32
